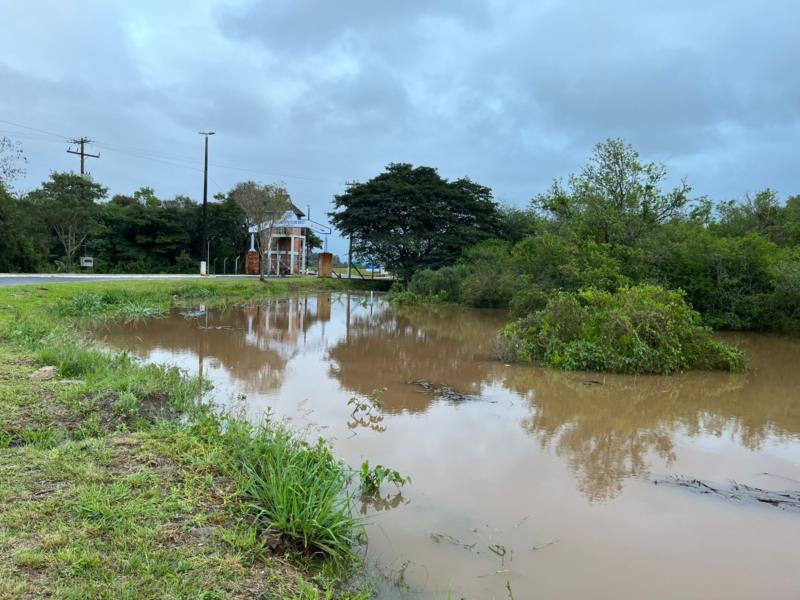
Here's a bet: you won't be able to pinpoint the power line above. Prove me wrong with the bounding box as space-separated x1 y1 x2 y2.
90 143 205 173
0 118 71 141
3 117 348 185
94 141 342 183
0 131 66 143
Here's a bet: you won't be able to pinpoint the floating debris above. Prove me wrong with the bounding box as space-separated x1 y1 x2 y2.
409 379 494 403
430 532 480 554
512 515 529 529
581 379 604 386
477 569 512 578
531 538 559 551
654 476 800 513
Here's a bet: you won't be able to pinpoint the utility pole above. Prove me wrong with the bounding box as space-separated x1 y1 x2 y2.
347 234 353 279
198 131 215 274
66 138 99 175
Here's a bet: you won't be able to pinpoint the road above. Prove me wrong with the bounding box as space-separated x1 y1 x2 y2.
0 274 258 286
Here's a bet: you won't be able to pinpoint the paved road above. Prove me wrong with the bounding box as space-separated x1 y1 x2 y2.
0 274 258 286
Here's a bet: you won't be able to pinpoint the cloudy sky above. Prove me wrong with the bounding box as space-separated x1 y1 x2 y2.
1 0 797 254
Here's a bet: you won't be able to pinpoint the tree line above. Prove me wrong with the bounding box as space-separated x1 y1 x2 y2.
0 140 322 274
331 139 800 332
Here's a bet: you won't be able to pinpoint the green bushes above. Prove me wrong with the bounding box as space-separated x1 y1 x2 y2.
500 285 746 374
408 264 470 303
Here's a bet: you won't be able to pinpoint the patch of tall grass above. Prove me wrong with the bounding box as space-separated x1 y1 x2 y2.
5 315 204 415
57 290 169 319
214 418 361 565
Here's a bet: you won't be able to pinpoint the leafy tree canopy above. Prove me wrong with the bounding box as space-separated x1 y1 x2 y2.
329 163 501 279
534 138 692 246
28 172 107 270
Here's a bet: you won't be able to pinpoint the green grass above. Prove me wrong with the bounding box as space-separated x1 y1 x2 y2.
215 418 361 564
0 278 380 599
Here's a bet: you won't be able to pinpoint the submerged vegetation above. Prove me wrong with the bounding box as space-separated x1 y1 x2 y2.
499 285 746 374
0 278 386 599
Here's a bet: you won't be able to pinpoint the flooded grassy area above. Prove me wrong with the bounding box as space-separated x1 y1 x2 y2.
0 280 390 599
98 292 800 599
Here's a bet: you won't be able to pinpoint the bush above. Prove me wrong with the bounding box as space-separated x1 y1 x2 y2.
460 239 517 308
500 285 746 374
408 264 469 303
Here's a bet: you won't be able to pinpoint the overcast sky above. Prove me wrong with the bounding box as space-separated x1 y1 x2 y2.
1 0 798 255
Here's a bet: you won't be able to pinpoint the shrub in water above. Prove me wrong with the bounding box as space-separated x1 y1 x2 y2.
501 285 746 374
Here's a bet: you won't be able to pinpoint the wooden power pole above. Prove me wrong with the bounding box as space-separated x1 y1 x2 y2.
66 138 99 175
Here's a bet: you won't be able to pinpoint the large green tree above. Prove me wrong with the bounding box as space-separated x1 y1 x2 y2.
329 163 501 280
534 138 692 246
28 172 107 271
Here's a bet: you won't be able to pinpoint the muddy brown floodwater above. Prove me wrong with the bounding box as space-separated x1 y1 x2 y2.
98 293 800 599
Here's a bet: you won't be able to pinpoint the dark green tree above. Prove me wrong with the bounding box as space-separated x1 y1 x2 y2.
27 172 107 271
0 182 49 272
329 163 501 280
207 193 247 272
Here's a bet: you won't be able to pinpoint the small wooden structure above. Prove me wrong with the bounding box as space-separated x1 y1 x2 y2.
317 252 333 277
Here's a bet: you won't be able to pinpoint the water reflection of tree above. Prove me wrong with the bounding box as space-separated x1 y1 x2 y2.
98 294 333 395
104 295 800 504
330 302 800 502
501 360 800 501
327 304 501 414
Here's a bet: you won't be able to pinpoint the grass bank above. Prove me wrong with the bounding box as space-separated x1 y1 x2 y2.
0 277 385 599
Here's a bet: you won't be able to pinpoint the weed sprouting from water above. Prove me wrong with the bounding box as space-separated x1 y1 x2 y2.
358 461 410 495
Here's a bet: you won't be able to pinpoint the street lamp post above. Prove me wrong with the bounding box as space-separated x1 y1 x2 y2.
199 131 215 275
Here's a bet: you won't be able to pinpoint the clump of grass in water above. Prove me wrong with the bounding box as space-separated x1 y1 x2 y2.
210 417 361 565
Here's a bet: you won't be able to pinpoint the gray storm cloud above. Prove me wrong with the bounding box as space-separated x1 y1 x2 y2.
1 0 797 254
